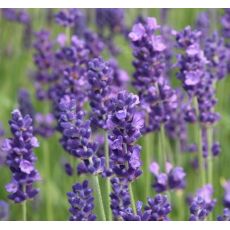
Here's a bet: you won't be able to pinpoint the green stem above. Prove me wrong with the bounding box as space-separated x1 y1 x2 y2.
207 127 213 184
93 176 106 221
104 131 112 221
22 200 27 221
129 182 137 215
160 125 167 165
207 127 213 221
43 142 53 220
194 98 206 187
159 125 171 203
144 133 152 199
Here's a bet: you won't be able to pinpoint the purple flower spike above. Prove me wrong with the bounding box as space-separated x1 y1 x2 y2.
58 95 105 175
129 17 177 133
2 110 40 203
107 91 143 181
67 180 96 221
110 177 131 220
87 57 113 130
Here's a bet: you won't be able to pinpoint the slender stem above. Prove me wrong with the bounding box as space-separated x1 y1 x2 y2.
93 176 106 221
194 97 206 187
43 142 53 220
207 127 213 221
176 190 184 221
22 200 27 221
144 132 152 199
104 131 112 221
160 125 167 165
128 182 137 215
207 127 213 184
65 27 71 43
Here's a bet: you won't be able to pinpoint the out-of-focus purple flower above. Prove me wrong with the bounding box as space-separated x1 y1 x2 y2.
83 30 104 57
96 9 125 34
196 12 210 44
221 9 230 39
18 89 35 119
221 9 230 73
204 32 228 80
0 201 9 221
2 110 40 203
217 208 230 221
212 141 221 156
67 180 96 221
87 57 113 130
223 181 230 208
55 9 85 28
189 184 216 221
150 161 186 192
107 91 143 181
2 9 30 25
34 113 56 138
95 9 126 56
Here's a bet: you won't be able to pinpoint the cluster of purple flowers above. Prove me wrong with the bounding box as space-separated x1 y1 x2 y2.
120 194 172 221
67 180 96 221
189 184 216 221
2 110 40 203
87 57 113 129
107 91 143 181
2 9 30 25
150 162 186 193
129 17 177 133
58 95 105 175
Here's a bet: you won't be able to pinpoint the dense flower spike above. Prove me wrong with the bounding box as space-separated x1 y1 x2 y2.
120 194 172 221
129 17 177 133
87 57 113 129
2 110 40 203
189 184 216 221
107 91 143 181
58 95 105 175
110 177 131 220
217 208 230 221
67 180 96 221
150 162 186 192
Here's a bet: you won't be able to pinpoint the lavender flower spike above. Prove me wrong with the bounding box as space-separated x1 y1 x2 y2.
107 91 144 181
67 180 96 221
2 109 40 203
